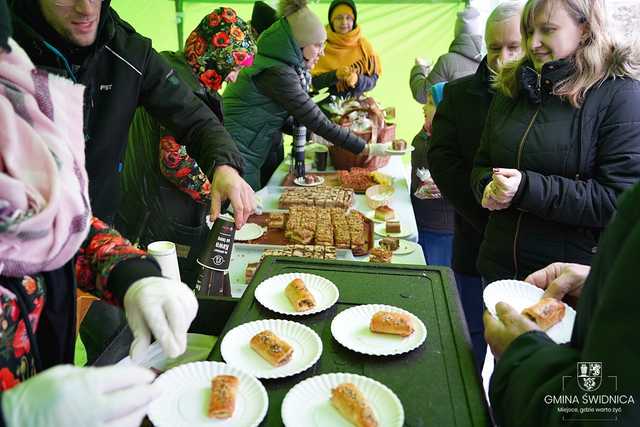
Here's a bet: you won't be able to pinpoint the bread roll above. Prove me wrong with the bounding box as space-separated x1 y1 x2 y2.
208 375 238 419
249 330 293 366
370 311 414 337
331 383 378 427
522 297 565 330
285 278 317 312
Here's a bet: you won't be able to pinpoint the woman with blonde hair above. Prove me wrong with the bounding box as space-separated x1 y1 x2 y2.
470 0 640 283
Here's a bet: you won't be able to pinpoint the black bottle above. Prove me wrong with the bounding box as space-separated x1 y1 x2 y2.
194 213 235 296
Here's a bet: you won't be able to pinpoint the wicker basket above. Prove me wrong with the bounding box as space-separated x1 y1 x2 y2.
329 123 396 171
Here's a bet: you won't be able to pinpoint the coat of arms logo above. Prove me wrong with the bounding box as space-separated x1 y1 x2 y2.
577 362 603 392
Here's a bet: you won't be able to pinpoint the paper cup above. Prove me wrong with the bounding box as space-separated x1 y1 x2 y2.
148 241 181 281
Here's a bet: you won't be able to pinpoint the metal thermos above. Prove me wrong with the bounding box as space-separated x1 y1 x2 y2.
194 213 235 296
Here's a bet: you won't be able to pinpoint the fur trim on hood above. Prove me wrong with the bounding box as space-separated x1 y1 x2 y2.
607 39 640 80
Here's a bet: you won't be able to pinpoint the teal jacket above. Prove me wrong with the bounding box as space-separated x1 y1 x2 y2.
223 17 366 189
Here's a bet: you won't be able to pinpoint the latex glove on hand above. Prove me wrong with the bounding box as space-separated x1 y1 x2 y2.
209 165 257 230
1 365 158 427
525 262 591 301
364 142 391 158
125 276 198 363
483 302 540 359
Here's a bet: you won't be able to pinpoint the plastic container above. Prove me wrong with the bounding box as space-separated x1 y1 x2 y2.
365 184 396 209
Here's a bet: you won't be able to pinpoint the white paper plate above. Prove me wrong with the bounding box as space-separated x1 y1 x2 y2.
234 223 265 241
386 146 415 155
483 279 576 343
374 223 411 238
281 372 404 427
221 319 322 379
294 176 325 187
148 361 268 427
331 304 427 356
255 273 339 316
374 239 417 256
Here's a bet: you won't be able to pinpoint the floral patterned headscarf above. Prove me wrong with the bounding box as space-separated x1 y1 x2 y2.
184 7 256 92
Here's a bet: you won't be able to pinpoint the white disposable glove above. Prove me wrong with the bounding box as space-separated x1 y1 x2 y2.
124 276 198 363
366 142 392 157
1 365 158 427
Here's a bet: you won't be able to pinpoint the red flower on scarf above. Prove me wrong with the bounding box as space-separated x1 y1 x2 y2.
22 276 37 295
6 299 18 322
163 150 182 169
208 12 222 27
88 233 116 253
201 181 211 197
185 31 207 56
212 32 230 48
221 8 237 23
199 69 223 91
28 296 44 332
160 135 180 153
13 320 30 358
229 25 245 41
91 217 109 230
0 368 19 391
175 167 192 178
74 256 93 288
232 50 251 66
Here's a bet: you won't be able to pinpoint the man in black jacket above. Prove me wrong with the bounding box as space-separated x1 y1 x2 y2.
9 0 256 226
427 1 523 367
484 183 640 426
9 0 257 363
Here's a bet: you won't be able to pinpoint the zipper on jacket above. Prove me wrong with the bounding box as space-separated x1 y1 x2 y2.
512 105 541 278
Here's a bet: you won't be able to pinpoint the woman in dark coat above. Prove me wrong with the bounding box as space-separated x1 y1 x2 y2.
470 0 640 283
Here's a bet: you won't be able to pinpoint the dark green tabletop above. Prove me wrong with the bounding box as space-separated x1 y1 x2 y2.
207 257 491 426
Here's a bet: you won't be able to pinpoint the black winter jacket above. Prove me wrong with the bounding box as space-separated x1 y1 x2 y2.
10 0 244 222
490 183 640 427
471 60 640 282
428 59 492 276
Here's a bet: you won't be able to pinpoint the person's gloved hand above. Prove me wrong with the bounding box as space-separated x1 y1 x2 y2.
1 365 158 427
365 142 392 158
124 276 198 363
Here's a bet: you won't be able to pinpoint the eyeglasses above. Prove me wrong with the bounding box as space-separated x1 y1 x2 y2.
54 0 103 7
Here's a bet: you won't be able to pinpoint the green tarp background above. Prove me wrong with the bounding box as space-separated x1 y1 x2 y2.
110 0 466 143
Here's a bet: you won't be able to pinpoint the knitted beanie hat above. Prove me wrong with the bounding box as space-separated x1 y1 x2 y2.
328 0 357 30
279 0 327 47
251 1 278 37
454 6 483 38
184 7 257 92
